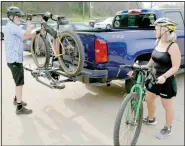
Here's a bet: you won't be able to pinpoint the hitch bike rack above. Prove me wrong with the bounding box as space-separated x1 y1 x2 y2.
23 64 78 90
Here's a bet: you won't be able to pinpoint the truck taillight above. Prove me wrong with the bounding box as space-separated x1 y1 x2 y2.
95 39 108 63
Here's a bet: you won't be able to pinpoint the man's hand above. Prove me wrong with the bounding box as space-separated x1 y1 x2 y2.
26 21 31 30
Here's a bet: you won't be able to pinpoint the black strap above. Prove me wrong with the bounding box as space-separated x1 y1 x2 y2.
166 42 175 52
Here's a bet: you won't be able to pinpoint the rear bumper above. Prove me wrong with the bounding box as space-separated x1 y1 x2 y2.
79 68 108 85
53 61 108 86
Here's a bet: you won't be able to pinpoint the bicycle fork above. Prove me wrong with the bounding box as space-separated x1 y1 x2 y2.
130 85 144 124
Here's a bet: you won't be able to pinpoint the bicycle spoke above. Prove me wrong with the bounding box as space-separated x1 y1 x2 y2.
58 35 80 73
33 34 47 67
125 108 133 145
65 37 74 50
121 123 129 144
119 98 139 145
120 129 126 144
120 105 131 144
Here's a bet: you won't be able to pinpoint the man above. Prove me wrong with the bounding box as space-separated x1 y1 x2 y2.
4 6 33 115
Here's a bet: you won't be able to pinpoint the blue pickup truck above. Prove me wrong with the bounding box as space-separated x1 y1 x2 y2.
56 8 184 92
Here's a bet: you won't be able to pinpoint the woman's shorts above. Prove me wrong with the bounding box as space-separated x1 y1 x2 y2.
145 75 177 99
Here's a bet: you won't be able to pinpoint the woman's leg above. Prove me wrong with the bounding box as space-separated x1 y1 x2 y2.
156 97 174 139
161 97 174 128
146 90 158 119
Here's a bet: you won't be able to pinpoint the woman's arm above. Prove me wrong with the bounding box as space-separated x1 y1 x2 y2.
145 58 154 67
162 43 181 79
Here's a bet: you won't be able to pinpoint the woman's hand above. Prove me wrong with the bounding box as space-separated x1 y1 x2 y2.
157 76 166 84
127 71 134 77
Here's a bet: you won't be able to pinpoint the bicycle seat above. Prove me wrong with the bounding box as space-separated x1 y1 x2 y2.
57 16 69 25
56 15 65 19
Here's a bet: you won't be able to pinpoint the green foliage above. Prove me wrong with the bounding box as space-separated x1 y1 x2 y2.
159 2 184 8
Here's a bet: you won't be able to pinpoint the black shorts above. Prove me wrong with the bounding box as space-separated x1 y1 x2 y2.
7 62 24 86
145 75 177 99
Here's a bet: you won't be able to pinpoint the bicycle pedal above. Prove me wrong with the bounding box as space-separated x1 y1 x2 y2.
52 84 65 89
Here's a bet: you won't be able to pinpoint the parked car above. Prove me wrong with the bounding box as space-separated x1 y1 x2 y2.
0 18 8 40
52 8 184 93
23 22 94 52
88 18 105 27
94 17 114 29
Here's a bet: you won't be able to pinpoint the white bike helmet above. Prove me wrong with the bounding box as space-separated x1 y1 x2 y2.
154 17 177 32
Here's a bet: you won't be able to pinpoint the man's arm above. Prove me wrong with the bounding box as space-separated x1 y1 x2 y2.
12 21 33 40
22 21 33 40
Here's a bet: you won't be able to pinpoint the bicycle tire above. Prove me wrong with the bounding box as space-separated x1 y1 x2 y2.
57 30 84 77
113 93 143 146
31 33 50 68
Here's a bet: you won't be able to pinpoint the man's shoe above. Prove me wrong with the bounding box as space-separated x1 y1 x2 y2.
16 107 32 115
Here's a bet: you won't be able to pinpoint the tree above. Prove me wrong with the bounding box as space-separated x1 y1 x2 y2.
150 2 156 8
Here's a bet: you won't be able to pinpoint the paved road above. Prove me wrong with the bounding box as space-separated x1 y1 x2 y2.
1 41 184 145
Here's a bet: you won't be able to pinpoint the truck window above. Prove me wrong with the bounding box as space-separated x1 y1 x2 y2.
113 13 156 29
164 11 184 29
2 19 8 26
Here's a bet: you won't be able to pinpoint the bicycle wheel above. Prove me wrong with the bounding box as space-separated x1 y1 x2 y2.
31 33 50 68
113 93 143 146
57 30 84 76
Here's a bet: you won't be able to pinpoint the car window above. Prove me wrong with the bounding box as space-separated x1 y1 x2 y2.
164 11 184 29
2 19 8 26
74 24 92 30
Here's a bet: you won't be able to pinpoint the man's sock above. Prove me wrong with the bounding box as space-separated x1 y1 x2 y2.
14 96 17 102
17 103 23 110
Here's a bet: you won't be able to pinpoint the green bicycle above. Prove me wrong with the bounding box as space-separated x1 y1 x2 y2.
113 62 157 146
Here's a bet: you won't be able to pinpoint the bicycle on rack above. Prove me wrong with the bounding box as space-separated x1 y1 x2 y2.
23 12 84 89
27 12 84 77
113 61 158 146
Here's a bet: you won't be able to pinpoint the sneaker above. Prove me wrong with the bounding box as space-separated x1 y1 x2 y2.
16 106 32 115
156 126 172 139
143 116 158 125
13 100 27 106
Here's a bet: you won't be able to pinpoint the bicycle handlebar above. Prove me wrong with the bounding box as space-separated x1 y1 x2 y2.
26 12 58 21
117 64 158 83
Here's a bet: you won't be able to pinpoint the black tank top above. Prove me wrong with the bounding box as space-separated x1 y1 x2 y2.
151 42 174 76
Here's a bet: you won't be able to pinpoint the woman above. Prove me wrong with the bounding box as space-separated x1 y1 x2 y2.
128 17 181 139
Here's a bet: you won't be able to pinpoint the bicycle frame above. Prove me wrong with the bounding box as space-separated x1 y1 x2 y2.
40 25 75 60
126 71 146 123
39 27 60 57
